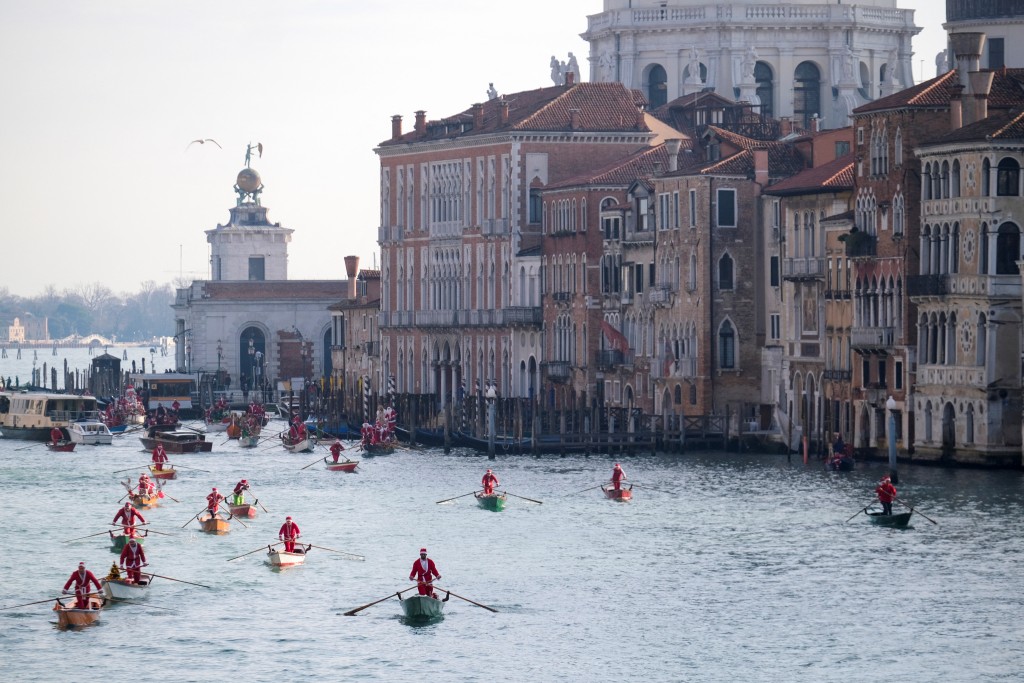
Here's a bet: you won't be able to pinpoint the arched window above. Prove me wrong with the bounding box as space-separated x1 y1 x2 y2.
794 62 821 129
951 159 961 197
996 222 1021 274
922 162 933 201
755 61 774 119
894 128 903 166
982 158 992 196
719 253 734 290
719 320 736 369
646 64 668 109
997 157 1020 196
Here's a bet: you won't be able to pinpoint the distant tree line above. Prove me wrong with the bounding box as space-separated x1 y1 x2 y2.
0 281 175 342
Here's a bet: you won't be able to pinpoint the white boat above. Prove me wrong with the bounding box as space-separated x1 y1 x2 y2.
281 434 315 453
238 433 260 448
267 546 308 567
101 576 152 600
0 391 103 441
68 416 114 445
400 593 446 621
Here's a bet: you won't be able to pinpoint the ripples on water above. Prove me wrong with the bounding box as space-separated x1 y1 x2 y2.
0 425 1021 682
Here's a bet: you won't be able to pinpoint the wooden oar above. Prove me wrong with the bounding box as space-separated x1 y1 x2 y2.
502 491 543 504
113 466 143 474
300 456 323 470
227 512 249 529
896 497 938 525
566 483 606 496
250 496 269 513
433 585 498 613
155 481 180 503
304 543 365 560
13 442 44 452
626 483 676 495
227 542 283 561
1 596 78 610
343 586 420 616
143 572 210 589
168 463 210 473
436 490 482 504
181 509 205 528
63 530 116 542
844 500 876 523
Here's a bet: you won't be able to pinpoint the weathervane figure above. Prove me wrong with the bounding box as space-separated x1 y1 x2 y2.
244 141 264 168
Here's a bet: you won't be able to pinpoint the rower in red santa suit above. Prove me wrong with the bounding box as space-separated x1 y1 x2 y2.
119 537 148 584
330 439 345 463
50 427 64 445
112 502 146 537
63 561 102 609
151 442 168 470
206 487 225 517
278 516 301 553
137 473 156 496
875 475 898 516
409 548 442 597
231 479 250 505
610 463 627 491
481 469 499 495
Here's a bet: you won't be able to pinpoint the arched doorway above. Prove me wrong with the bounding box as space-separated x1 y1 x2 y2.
858 403 871 447
794 61 821 129
646 64 668 109
942 402 956 453
239 326 267 395
755 61 774 118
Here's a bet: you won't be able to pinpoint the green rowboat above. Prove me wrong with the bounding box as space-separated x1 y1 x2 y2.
475 492 506 512
867 511 913 528
110 532 146 553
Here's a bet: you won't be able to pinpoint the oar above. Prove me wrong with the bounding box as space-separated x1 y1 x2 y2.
168 463 210 473
155 481 180 503
625 483 676 495
227 542 284 562
300 456 323 470
432 585 498 613
502 491 543 505
250 496 269 513
143 572 210 589
181 509 205 528
138 528 175 537
1 596 77 610
343 586 420 616
844 500 877 523
14 443 44 452
566 483 606 496
304 543 365 560
113 466 143 474
63 530 116 542
436 490 482 504
227 512 249 529
896 497 938 525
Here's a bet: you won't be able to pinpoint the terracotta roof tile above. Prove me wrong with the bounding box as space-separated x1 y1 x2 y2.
764 154 855 195
547 141 697 189
702 126 806 176
930 108 1024 144
855 69 1024 114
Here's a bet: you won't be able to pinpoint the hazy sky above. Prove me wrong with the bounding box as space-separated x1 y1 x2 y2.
0 1 946 296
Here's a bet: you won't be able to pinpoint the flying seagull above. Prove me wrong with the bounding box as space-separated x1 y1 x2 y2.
186 138 222 151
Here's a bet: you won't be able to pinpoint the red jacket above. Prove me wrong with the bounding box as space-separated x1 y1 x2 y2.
876 481 897 504
64 569 101 592
113 506 146 526
330 441 344 458
120 542 147 567
611 466 626 483
233 481 249 496
207 492 224 510
481 473 499 489
278 521 300 539
152 446 168 464
410 557 441 583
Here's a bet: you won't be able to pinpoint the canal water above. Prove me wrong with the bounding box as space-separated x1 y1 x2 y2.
0 421 1020 682
0 345 169 391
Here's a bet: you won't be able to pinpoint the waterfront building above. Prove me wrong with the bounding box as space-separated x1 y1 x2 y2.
944 0 1024 70
582 0 920 129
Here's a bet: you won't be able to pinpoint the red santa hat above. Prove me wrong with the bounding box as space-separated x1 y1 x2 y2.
212 487 218 491
241 479 248 484
486 469 492 473
286 516 292 520
79 561 85 567
420 548 427 554
614 463 621 468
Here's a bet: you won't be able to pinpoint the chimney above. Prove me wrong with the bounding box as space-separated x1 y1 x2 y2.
780 117 792 137
391 115 403 140
344 255 360 300
414 110 427 134
969 70 995 124
753 149 769 186
810 114 820 133
472 103 484 129
569 108 581 130
665 138 683 172
566 70 576 86
950 84 965 129
499 99 509 126
949 32 986 90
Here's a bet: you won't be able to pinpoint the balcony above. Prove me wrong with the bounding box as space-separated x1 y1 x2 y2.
379 311 414 328
544 361 572 381
851 327 895 352
503 307 543 326
551 291 572 304
378 225 404 242
907 274 948 298
823 369 852 381
364 341 380 357
946 274 1022 299
648 284 675 305
481 218 508 236
414 310 457 327
917 365 987 387
782 257 826 281
843 232 877 258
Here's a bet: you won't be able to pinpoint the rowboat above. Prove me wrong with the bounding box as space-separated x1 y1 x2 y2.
361 442 395 455
110 532 146 553
139 430 213 453
282 435 315 453
198 511 231 534
148 464 177 480
68 418 114 445
267 545 308 567
399 593 446 621
123 486 161 509
53 595 104 628
205 417 230 432
47 440 76 452
867 511 913 528
324 456 359 472
101 576 151 600
602 484 633 502
475 492 507 511
238 434 260 448
227 502 257 518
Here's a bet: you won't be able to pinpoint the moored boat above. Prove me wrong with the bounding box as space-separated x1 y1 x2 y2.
361 441 395 455
866 510 913 528
198 511 231 534
148 464 177 480
0 391 104 441
399 593 447 621
68 417 114 445
267 545 308 567
140 430 213 453
602 484 633 502
281 435 315 453
475 492 507 511
47 440 76 452
53 595 104 627
228 502 257 519
324 456 359 472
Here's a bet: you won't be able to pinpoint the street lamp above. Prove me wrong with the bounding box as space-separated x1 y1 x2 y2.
185 343 191 373
216 340 223 391
149 347 156 374
486 381 498 457
885 395 898 483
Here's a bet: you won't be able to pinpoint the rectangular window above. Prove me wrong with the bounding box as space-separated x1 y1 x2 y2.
717 189 736 227
857 127 864 145
689 189 697 227
878 359 887 387
770 314 780 340
894 360 904 391
648 263 656 287
989 38 1005 69
673 191 680 229
835 141 851 158
862 359 871 387
248 257 265 281
658 193 670 230
529 190 542 224
770 256 779 287
638 197 650 231
634 264 644 293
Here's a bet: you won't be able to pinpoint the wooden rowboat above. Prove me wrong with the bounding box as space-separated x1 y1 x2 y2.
198 512 231 534
110 532 146 553
46 441 76 452
148 464 177 480
139 431 212 453
101 576 151 601
867 511 913 528
602 484 633 502
361 442 395 455
475 492 507 511
238 434 260 448
128 491 160 510
227 502 257 519
267 545 309 567
282 436 315 453
399 593 446 621
324 457 359 472
53 595 104 628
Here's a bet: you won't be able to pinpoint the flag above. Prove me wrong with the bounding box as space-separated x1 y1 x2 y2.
601 319 630 354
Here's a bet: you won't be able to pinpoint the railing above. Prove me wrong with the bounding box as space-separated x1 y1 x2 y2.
823 369 852 381
503 307 543 325
378 225 405 242
907 274 947 297
851 327 896 348
648 284 675 304
544 361 572 380
481 218 508 235
551 292 572 303
378 311 415 328
946 274 1022 298
414 310 457 327
844 233 877 257
782 257 826 279
596 349 636 368
917 365 987 387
